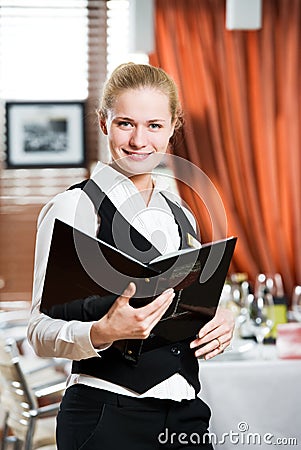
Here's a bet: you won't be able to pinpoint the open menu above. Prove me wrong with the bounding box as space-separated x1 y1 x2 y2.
40 219 237 360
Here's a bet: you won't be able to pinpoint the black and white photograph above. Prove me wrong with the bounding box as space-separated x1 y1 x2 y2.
5 102 85 168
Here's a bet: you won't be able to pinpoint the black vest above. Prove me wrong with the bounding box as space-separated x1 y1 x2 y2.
68 179 201 394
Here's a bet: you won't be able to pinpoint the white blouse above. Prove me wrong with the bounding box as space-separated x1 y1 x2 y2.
27 162 197 401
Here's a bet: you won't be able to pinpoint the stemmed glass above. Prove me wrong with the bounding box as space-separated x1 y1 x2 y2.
248 292 275 358
254 273 284 298
292 286 301 322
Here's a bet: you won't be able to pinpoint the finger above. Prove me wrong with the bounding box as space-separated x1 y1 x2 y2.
191 311 234 348
135 290 175 332
192 336 220 357
190 322 225 348
190 325 233 349
137 288 174 316
117 282 136 305
129 290 175 340
196 307 234 339
145 291 175 329
196 316 220 340
196 338 232 360
193 335 232 359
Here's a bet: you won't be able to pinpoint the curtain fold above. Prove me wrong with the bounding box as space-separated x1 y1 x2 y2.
150 0 301 298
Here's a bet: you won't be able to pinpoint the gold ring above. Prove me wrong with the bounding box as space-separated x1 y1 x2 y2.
216 337 223 350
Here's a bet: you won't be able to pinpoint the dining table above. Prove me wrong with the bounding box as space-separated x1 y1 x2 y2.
198 340 301 450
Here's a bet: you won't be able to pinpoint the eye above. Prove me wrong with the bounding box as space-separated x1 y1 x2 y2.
149 123 162 130
117 121 133 128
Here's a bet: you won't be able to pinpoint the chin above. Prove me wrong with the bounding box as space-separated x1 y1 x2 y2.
113 153 164 176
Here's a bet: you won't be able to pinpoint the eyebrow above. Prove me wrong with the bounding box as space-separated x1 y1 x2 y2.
148 119 166 123
114 116 166 123
114 116 133 121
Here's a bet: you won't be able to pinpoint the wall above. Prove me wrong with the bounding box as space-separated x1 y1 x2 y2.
0 168 88 303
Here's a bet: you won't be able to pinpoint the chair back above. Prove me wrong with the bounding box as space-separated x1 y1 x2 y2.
0 338 38 443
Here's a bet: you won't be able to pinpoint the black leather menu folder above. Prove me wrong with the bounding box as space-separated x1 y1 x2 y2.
40 219 237 361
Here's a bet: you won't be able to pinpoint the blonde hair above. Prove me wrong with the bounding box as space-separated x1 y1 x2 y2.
98 63 183 130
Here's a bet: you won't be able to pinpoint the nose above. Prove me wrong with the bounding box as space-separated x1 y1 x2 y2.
129 126 147 148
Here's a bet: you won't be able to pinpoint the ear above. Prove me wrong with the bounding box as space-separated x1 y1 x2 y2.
100 118 108 135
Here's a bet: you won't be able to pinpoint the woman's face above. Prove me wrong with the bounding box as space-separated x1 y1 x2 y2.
101 87 175 176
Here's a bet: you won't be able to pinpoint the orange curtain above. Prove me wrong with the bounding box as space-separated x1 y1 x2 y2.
150 0 301 299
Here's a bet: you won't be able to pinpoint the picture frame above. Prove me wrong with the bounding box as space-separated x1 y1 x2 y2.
5 101 85 168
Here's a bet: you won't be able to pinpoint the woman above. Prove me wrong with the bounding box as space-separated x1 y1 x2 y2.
28 63 234 449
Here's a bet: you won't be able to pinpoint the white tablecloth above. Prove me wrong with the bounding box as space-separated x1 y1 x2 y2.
198 344 301 449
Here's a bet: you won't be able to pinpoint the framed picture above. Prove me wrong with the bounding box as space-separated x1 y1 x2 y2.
5 101 85 168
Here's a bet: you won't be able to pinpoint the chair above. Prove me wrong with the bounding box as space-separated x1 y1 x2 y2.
0 338 65 450
0 301 31 345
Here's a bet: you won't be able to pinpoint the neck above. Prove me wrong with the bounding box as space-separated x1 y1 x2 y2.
109 161 154 205
130 173 153 192
131 173 154 206
109 161 153 192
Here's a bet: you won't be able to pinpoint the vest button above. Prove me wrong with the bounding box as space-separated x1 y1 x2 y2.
170 346 181 356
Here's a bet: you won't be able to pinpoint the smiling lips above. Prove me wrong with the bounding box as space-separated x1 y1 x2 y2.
123 149 154 160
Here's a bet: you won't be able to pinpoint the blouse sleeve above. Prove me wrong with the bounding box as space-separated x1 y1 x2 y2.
27 188 110 360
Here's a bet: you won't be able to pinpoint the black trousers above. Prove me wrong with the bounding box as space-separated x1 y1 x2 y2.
56 384 214 450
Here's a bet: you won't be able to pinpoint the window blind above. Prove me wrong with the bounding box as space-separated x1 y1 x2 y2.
0 0 107 186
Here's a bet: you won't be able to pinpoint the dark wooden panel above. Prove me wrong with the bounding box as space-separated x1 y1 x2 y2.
0 203 42 301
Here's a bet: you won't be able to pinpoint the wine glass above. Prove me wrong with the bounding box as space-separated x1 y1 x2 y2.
254 273 284 297
248 292 275 358
220 277 251 340
292 286 301 322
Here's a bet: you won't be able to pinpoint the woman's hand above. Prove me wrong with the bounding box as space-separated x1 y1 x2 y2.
190 306 235 360
90 282 175 348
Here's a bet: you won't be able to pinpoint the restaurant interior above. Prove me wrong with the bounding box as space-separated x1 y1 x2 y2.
0 1 300 449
